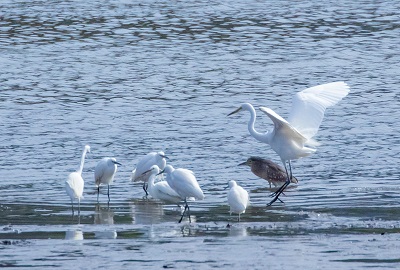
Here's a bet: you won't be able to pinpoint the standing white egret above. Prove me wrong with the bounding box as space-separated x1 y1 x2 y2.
229 82 350 205
162 165 205 223
141 165 182 205
227 180 250 222
95 157 122 203
65 145 90 215
131 151 168 196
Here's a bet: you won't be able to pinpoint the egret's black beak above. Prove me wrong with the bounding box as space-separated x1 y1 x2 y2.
140 169 152 177
113 161 122 166
228 107 242 116
160 154 169 160
157 169 165 176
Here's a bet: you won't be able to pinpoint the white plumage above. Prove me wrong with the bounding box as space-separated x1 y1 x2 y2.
65 145 90 215
130 151 167 195
95 157 121 202
229 82 350 205
227 180 249 221
163 164 205 223
145 165 182 204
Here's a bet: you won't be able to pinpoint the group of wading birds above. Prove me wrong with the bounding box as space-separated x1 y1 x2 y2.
65 82 350 223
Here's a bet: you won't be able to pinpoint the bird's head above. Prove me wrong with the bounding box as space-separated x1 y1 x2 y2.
141 165 160 176
158 151 169 160
85 145 91 153
238 157 253 167
228 103 253 116
110 158 122 166
228 180 237 188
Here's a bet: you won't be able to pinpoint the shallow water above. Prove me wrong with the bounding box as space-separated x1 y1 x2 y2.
1 0 400 268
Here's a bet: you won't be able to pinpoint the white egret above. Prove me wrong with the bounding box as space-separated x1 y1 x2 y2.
162 165 205 223
65 145 90 215
94 157 122 203
141 165 182 205
131 151 168 196
229 82 350 205
227 180 249 222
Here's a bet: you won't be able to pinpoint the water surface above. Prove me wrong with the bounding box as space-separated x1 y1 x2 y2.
1 0 400 269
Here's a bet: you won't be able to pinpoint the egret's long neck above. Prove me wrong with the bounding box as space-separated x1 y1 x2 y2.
247 106 270 143
77 148 88 174
148 173 156 187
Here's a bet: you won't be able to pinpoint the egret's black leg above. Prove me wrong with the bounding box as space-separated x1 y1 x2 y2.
97 186 100 202
71 200 74 216
187 202 191 223
107 185 110 203
267 160 291 206
179 202 188 223
143 182 148 196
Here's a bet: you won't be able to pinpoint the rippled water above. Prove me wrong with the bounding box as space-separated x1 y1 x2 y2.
1 0 400 268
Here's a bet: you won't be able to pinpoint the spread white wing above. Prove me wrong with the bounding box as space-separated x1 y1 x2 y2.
288 81 350 140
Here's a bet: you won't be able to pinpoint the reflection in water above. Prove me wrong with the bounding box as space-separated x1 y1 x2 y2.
65 229 84 240
94 230 117 239
228 225 248 237
94 204 114 225
130 199 164 224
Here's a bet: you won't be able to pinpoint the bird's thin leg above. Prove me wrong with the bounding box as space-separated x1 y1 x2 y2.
97 186 100 202
238 214 240 222
179 202 188 223
187 202 191 223
107 185 110 203
78 199 81 215
71 200 74 216
267 161 291 206
142 182 148 196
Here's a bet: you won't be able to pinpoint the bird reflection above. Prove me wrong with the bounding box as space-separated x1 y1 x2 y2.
65 229 84 240
228 225 248 237
130 199 164 224
94 204 115 225
94 230 117 239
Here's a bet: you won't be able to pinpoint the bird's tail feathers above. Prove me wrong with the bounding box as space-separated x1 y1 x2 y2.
305 138 321 147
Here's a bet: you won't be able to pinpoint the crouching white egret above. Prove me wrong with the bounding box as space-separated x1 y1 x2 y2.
65 145 90 215
229 82 350 206
227 180 249 221
95 157 121 203
141 165 182 205
162 165 205 223
131 151 168 196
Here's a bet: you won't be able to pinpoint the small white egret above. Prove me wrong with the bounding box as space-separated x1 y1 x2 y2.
65 145 90 215
229 82 350 205
227 180 250 222
131 151 168 196
162 164 205 223
94 157 122 203
141 165 182 205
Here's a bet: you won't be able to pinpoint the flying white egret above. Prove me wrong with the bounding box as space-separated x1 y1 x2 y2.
162 164 205 223
95 157 122 203
131 151 168 196
227 180 250 222
141 165 182 205
65 145 90 215
229 82 350 205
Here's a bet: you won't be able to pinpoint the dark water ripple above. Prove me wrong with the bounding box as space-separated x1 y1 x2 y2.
1 0 400 269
